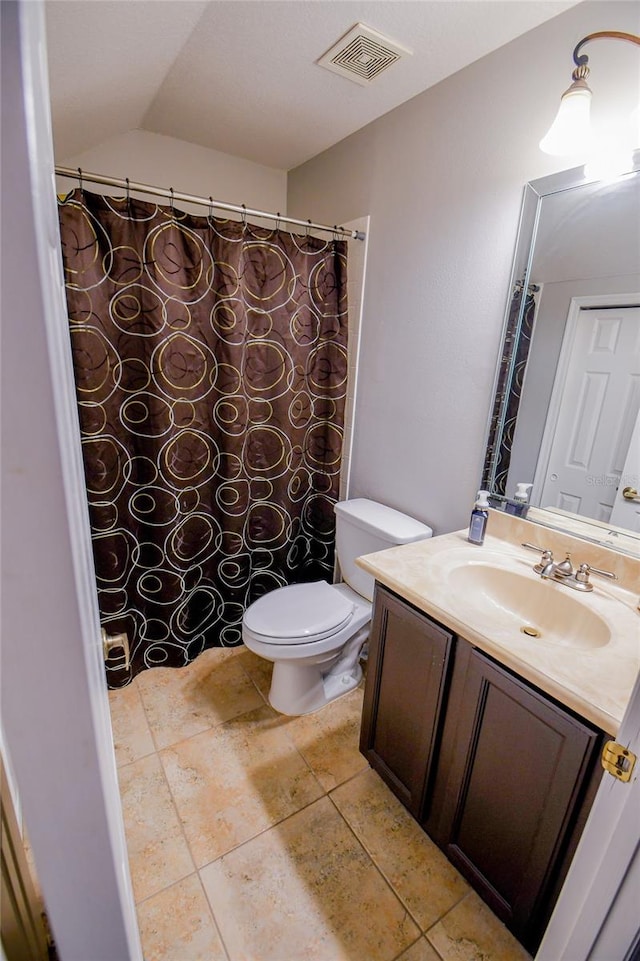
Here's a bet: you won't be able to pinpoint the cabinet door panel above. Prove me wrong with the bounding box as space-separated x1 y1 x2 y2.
441 649 600 947
360 586 452 817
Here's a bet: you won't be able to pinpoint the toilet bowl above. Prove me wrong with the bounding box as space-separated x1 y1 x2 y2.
243 581 371 715
242 498 432 716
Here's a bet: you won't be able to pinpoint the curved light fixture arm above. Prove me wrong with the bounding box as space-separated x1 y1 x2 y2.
572 31 640 72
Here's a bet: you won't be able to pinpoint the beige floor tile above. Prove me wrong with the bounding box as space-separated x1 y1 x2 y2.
331 770 469 931
426 892 532 961
118 754 195 902
136 874 228 961
161 704 324 865
235 646 273 700
108 681 155 766
137 647 264 749
200 796 420 961
331 769 469 931
280 684 369 790
395 939 443 961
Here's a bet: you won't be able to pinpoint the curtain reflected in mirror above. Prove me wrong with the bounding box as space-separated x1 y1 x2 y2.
482 283 539 495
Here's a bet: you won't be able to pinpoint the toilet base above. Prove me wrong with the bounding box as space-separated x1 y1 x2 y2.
268 625 369 716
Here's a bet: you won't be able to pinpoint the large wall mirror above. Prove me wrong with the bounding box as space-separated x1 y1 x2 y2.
483 162 640 555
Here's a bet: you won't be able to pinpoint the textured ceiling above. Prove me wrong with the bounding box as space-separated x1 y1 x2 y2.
46 0 577 171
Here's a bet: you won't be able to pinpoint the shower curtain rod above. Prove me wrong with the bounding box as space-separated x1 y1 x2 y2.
55 166 366 241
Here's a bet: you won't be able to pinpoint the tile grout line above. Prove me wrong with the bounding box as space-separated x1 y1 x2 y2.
114 673 225 941
195 789 331 872
325 787 427 941
421 891 476 955
390 934 447 961
128 747 198 904
326 771 471 941
118 669 234 961
134 647 264 754
108 681 156 769
193 870 233 961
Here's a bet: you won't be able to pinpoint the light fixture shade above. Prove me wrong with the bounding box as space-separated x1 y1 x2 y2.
584 150 634 180
584 116 636 180
539 79 593 156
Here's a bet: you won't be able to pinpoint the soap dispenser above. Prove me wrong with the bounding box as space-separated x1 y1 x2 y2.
506 483 532 518
468 490 490 545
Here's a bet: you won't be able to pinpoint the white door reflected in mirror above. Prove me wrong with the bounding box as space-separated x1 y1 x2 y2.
609 411 640 531
537 306 640 523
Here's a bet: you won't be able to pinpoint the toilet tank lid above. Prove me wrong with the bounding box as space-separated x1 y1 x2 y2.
334 499 433 544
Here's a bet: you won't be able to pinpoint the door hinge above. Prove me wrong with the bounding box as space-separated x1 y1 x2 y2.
601 741 636 782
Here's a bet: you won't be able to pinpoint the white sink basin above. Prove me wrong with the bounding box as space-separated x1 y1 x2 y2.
444 560 611 650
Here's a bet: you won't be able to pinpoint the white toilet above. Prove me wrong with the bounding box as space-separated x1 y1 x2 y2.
242 498 433 715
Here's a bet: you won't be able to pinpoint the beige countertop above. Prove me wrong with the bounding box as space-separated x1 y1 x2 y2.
356 513 640 736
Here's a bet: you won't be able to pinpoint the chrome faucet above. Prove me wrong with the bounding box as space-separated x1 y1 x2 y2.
521 543 618 592
539 551 573 581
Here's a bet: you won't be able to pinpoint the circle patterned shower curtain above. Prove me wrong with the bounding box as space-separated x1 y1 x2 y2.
57 189 348 686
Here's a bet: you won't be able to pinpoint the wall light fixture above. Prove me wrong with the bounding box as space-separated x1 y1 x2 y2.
540 31 640 176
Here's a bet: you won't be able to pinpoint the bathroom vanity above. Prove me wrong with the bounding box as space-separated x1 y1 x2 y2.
356 512 640 952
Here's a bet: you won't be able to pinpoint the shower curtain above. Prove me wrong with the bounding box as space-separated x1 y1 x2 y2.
57 188 348 686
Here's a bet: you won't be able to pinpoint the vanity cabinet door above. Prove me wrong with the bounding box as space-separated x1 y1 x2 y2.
360 585 453 818
436 646 601 951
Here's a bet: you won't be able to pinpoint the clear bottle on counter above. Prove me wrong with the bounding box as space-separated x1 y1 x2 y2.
468 490 490 545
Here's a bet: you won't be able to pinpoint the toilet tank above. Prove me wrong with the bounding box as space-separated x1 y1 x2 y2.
334 499 433 602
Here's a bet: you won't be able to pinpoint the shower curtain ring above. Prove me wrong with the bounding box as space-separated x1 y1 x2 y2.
125 177 130 206
306 219 312 239
275 212 281 232
169 187 175 218
208 196 214 221
77 167 83 192
241 203 247 228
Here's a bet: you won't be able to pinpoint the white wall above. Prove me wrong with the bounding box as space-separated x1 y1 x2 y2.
287 1 640 534
59 128 287 215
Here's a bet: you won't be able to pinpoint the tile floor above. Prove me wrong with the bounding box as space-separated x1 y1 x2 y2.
109 647 532 961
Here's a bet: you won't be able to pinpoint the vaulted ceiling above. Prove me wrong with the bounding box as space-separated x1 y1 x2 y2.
46 0 576 171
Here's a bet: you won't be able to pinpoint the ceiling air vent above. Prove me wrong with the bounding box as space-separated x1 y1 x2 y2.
317 23 412 87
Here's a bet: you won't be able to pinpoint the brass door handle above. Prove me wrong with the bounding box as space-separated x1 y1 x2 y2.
622 486 640 502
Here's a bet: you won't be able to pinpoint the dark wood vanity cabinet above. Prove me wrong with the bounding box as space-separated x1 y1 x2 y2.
361 584 605 952
360 585 453 818
426 642 603 950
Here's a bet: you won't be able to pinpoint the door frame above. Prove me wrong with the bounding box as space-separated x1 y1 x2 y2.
532 292 640 509
536 669 640 960
1 2 141 957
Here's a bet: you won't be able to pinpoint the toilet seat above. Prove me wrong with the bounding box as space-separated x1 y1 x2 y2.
243 581 355 646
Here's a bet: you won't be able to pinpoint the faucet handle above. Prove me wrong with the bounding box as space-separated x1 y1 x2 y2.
573 562 618 591
521 543 554 574
578 562 617 581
